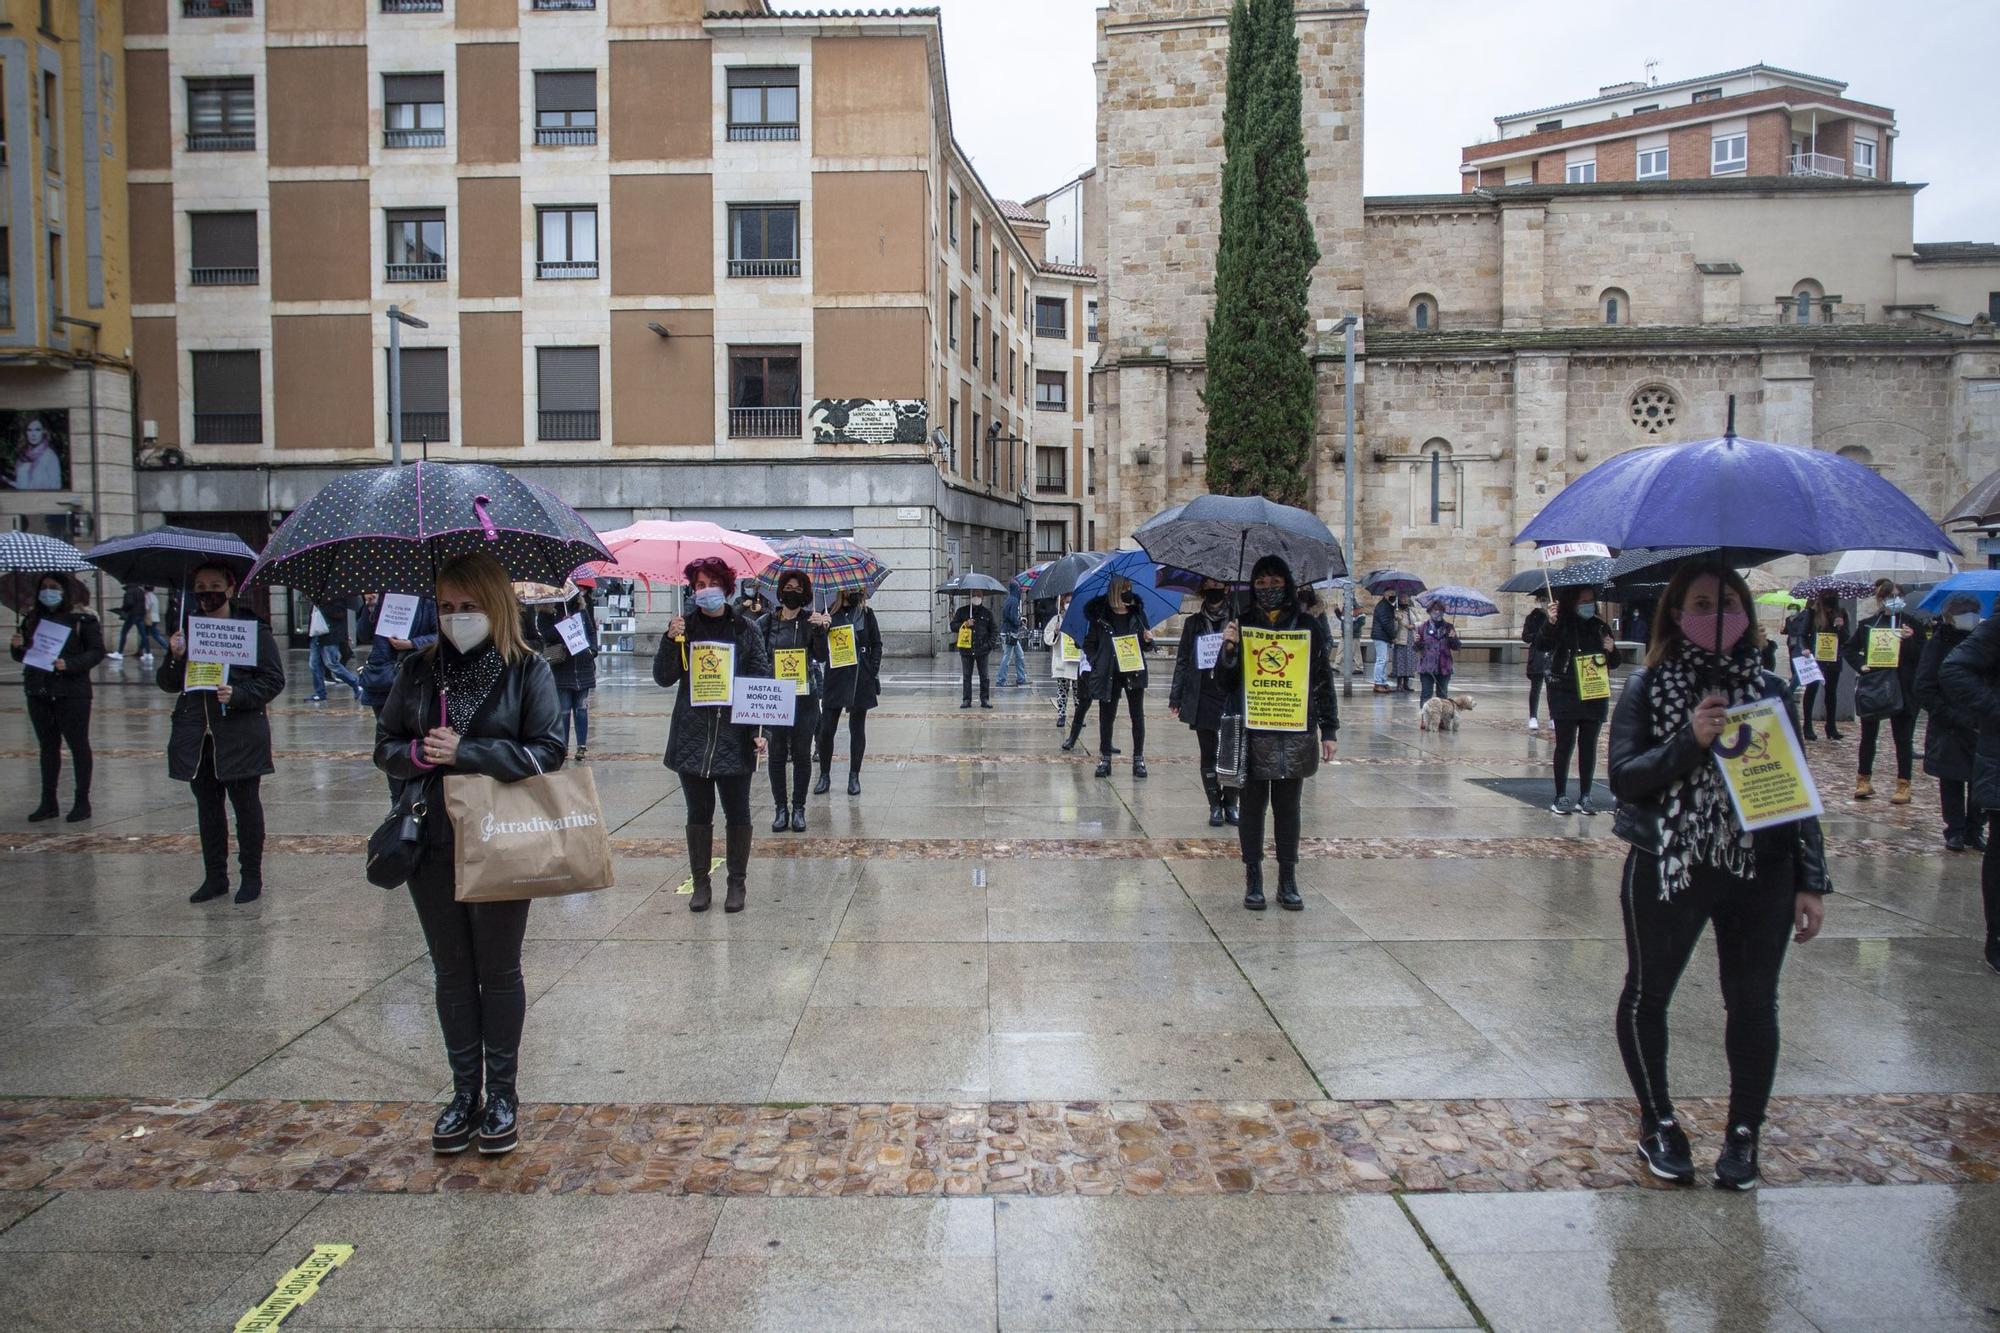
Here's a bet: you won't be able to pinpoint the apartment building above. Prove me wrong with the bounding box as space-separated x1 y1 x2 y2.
0 0 134 575
1461 64 1895 191
124 0 1038 653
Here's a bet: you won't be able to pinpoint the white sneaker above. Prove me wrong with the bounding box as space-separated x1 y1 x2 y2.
1528 718 1539 731
140 653 155 666
106 651 123 661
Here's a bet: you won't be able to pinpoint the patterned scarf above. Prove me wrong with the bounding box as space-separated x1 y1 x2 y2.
437 642 506 735
1645 639 1765 898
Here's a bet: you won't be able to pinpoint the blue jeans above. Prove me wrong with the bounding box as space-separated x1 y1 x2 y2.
558 687 590 750
999 637 1028 684
1372 640 1392 685
309 639 361 699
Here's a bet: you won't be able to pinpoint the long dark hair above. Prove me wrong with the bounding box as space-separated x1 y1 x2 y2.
1644 560 1764 668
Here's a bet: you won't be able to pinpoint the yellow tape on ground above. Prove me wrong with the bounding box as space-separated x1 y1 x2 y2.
233 1244 354 1332
676 858 726 894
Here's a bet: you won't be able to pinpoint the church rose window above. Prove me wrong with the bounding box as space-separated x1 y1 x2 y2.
1629 385 1679 437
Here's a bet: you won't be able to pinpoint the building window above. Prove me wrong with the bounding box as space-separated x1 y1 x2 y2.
385 208 447 282
186 77 255 152
728 346 801 438
534 71 597 146
387 346 449 442
536 346 600 441
991 246 1000 294
1565 160 1596 184
535 206 597 279
531 0 596 9
726 68 799 142
1035 519 1067 560
1410 293 1437 331
947 396 959 464
1035 446 1066 494
948 293 959 348
1711 133 1747 174
1629 384 1679 437
727 204 799 278
40 72 58 175
1601 287 1629 325
188 212 258 286
1034 296 1066 338
1008 271 1016 314
182 0 254 16
1036 370 1066 411
1789 281 1824 324
1637 146 1668 179
948 189 959 246
1412 439 1460 527
382 0 444 12
971 412 981 479
971 221 981 271
1534 118 1562 132
1989 292 2000 323
991 332 1000 383
1691 88 1722 103
1853 137 1877 178
1008 349 1016 397
383 73 445 148
972 314 982 368
45 232 61 336
1087 301 1099 342
191 350 262 443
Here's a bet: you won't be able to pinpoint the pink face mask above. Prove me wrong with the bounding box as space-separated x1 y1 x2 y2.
1680 609 1750 655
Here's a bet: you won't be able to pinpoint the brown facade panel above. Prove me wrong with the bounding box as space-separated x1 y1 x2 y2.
607 0 709 24
610 308 715 447
126 50 171 172
810 36 929 158
269 180 371 302
266 47 369 168
609 174 713 297
128 183 177 308
265 0 365 33
813 308 925 400
813 170 926 296
460 311 525 449
457 43 521 166
455 0 516 26
609 40 713 161
271 315 373 452
457 177 523 300
126 0 169 36
132 317 180 449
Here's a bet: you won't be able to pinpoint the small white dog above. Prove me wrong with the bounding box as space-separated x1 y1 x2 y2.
1419 693 1475 732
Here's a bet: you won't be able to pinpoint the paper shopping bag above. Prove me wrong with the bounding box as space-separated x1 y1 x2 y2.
445 767 615 903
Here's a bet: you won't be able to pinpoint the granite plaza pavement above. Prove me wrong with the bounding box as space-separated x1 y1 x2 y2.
0 649 1996 1331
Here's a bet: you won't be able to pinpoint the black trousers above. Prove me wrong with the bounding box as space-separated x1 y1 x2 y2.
27 694 91 803
1801 661 1842 732
1527 676 1545 721
408 851 530 1092
1615 852 1795 1131
816 705 869 778
1551 718 1602 798
1238 777 1303 866
681 772 753 827
1195 725 1219 777
1857 712 1917 780
1097 679 1146 758
767 701 820 809
1980 821 2000 944
960 652 991 704
1939 780 1983 840
190 739 264 885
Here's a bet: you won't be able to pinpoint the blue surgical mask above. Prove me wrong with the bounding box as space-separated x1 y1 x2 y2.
1575 602 1597 621
693 587 727 614
36 589 63 609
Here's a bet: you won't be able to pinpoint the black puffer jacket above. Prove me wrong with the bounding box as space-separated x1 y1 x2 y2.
822 605 882 712
156 606 287 783
1521 607 1551 678
1536 610 1623 723
373 647 565 844
1371 597 1399 643
12 609 105 700
654 606 771 778
1080 595 1151 699
1843 611 1921 717
1939 616 2000 808
1168 604 1232 731
950 603 997 656
1214 581 1339 781
1915 621 1976 783
522 603 598 692
1607 661 1830 895
759 607 828 717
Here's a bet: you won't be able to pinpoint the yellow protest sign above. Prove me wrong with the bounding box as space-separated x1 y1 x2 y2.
1711 696 1823 832
956 623 974 650
1574 653 1611 702
1113 633 1144 673
688 640 735 707
827 624 858 669
1241 626 1310 732
184 661 228 693
234 1244 354 1333
774 648 808 696
1059 633 1081 663
1865 627 1900 669
1814 632 1838 662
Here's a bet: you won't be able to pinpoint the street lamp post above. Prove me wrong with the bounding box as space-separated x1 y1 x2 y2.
386 305 429 466
1328 314 1359 698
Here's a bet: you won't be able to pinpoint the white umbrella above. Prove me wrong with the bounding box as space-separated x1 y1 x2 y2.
1831 548 1957 586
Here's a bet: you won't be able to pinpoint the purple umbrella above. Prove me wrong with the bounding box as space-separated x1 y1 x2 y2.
1362 568 1426 596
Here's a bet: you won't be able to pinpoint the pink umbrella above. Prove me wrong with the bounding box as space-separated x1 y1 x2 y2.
583 520 778 585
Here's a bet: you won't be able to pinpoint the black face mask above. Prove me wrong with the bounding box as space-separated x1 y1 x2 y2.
1254 586 1288 611
779 589 809 610
196 591 229 614
1203 592 1227 611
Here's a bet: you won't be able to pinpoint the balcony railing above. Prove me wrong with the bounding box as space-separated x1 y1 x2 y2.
1034 322 1066 339
386 262 447 283
183 0 253 15
190 266 258 287
536 259 598 280
187 131 255 152
381 0 443 10
538 410 600 441
1035 475 1067 495
393 412 450 442
728 257 801 278
532 0 596 8
1786 152 1848 179
1036 399 1067 413
728 406 801 439
534 126 597 147
193 412 261 444
384 127 445 149
727 123 800 142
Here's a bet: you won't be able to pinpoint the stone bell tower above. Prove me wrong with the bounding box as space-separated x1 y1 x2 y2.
1091 0 1368 542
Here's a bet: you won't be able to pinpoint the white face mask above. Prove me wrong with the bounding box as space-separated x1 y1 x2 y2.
1953 613 1980 632
441 612 491 655
1574 602 1597 621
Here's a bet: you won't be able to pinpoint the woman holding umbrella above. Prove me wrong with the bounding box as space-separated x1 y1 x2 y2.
760 568 828 832
1393 595 1421 692
1170 577 1237 826
10 573 103 822
1416 601 1460 702
159 563 286 904
1080 575 1153 778
1844 579 1921 803
1536 586 1623 814
657 557 771 913
1915 594 1984 851
816 587 882 796
1798 589 1849 742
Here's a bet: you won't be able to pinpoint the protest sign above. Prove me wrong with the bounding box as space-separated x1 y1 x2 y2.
188 616 258 667
1711 697 1823 832
731 676 797 728
1240 625 1310 732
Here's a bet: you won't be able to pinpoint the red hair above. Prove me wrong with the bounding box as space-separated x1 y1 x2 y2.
684 557 736 595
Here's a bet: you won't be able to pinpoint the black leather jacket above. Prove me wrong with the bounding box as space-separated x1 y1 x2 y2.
1608 664 1830 895
1168 604 1232 731
373 647 565 842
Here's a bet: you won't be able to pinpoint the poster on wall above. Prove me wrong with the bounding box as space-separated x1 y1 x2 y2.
0 411 70 491
810 399 928 446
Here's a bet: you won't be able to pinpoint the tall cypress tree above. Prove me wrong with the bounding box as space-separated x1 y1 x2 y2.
1202 0 1320 505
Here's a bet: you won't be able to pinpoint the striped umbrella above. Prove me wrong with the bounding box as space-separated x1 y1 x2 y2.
756 536 889 602
0 532 90 575
1013 560 1053 590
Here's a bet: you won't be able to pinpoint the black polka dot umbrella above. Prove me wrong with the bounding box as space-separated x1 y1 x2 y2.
245 462 611 601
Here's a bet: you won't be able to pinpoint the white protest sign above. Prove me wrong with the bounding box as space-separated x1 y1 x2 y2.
1195 632 1223 671
554 613 591 657
372 593 420 642
1791 655 1823 687
730 675 797 728
1539 542 1611 563
21 620 70 672
187 616 258 667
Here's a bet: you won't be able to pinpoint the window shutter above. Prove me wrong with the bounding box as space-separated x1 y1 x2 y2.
537 347 600 412
727 67 797 89
392 348 448 414
535 71 596 113
194 351 260 413
383 73 443 104
190 212 256 268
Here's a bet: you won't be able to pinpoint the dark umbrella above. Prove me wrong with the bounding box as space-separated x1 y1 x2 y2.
0 571 90 613
1944 468 2000 530
1790 574 1875 602
1027 551 1105 601
1134 494 1347 584
245 462 610 600
936 572 1008 596
84 524 259 587
1362 568 1426 596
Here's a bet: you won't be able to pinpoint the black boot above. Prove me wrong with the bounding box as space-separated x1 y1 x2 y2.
772 803 790 833
478 1044 519 1155
432 1041 483 1154
1132 756 1148 779
190 837 230 904
791 804 807 833
724 823 752 914
235 818 265 903
812 769 831 795
65 797 91 823
1224 793 1240 826
1242 863 1266 911
1276 864 1303 911
27 793 58 822
1094 755 1112 778
847 772 862 796
686 823 714 912
1203 774 1226 827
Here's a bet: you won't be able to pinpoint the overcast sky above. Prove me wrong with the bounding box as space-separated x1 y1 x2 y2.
932 0 1999 241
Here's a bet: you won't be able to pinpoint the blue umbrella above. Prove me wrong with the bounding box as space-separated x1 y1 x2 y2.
1918 571 2000 616
1414 585 1498 618
1060 549 1185 644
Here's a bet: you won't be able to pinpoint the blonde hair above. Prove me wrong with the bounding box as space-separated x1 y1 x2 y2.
434 550 530 664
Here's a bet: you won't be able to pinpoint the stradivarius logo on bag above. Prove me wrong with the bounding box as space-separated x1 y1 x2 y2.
480 810 600 843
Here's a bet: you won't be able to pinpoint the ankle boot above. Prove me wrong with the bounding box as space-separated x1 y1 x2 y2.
65 796 91 822
724 823 753 914
432 1042 484 1154
812 768 831 795
771 802 791 833
478 1044 519 1155
1224 793 1240 826
1243 863 1266 911
1203 774 1226 827
1891 779 1912 806
27 791 58 822
1276 864 1304 911
791 803 807 833
686 823 714 912
1854 774 1874 800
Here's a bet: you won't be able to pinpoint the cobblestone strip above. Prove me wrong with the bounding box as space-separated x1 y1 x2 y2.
3 1094 1994 1199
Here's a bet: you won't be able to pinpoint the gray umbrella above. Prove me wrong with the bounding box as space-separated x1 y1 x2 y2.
1026 551 1105 600
936 572 1008 595
1133 494 1346 584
